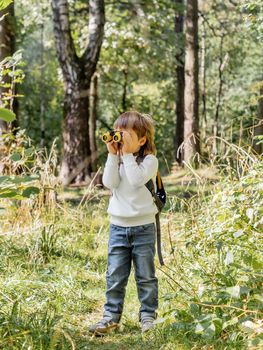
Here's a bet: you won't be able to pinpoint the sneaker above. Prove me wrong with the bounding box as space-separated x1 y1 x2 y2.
141 317 155 333
88 318 119 335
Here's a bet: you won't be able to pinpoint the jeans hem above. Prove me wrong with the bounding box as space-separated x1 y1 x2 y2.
103 310 121 323
139 311 158 322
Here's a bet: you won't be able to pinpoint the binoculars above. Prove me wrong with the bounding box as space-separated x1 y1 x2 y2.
101 130 123 143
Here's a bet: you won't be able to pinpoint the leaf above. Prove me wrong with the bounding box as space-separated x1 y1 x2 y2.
233 229 243 238
22 187 40 198
153 317 167 324
222 317 239 330
224 251 234 265
0 190 18 198
2 175 39 184
10 153 21 162
240 320 257 334
225 285 240 298
24 147 34 156
0 0 13 11
195 321 216 338
190 303 200 316
0 108 16 122
195 322 206 334
215 241 223 251
197 285 205 298
246 208 254 220
0 176 9 184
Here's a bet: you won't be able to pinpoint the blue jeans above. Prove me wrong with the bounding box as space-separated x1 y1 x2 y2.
103 223 158 323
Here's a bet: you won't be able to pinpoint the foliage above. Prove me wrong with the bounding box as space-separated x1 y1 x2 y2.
0 49 24 114
97 0 176 171
0 1 262 348
15 0 63 153
241 0 263 39
0 107 15 122
0 300 71 349
11 0 263 171
0 129 59 208
0 0 12 11
163 157 263 348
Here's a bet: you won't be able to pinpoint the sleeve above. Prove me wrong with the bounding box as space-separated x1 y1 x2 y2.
102 153 121 190
122 153 158 187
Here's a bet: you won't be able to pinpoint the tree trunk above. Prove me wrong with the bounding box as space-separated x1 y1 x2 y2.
253 84 263 154
40 18 45 148
213 33 228 154
174 0 185 165
0 2 15 134
200 15 207 142
89 72 98 170
183 0 200 164
51 0 105 186
122 68 128 112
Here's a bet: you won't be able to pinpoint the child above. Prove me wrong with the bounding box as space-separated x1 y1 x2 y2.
89 111 159 335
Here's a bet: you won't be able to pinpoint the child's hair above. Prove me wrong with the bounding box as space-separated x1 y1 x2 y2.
113 110 156 155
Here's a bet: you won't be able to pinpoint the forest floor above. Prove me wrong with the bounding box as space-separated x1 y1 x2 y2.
0 165 252 349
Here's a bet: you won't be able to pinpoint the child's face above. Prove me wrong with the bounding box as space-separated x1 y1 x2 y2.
116 127 146 154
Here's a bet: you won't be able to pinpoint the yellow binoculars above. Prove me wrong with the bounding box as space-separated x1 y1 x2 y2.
101 130 123 143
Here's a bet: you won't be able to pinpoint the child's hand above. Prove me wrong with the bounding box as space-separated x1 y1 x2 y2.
121 131 134 154
106 140 119 155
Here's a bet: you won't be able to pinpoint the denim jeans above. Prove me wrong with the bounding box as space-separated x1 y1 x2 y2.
103 222 158 323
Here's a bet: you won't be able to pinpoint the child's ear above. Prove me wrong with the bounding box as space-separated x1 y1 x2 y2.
139 136 147 146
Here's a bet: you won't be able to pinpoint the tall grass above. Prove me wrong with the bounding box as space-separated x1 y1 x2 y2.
0 137 262 349
160 142 263 349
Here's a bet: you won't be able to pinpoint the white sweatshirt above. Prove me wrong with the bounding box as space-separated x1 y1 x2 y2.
102 153 158 226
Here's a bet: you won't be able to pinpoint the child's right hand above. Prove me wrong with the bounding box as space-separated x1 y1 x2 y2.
107 140 119 155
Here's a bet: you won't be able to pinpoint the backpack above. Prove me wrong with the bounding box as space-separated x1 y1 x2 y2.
136 154 166 265
145 171 166 212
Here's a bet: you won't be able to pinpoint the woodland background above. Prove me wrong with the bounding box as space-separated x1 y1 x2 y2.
0 1 262 349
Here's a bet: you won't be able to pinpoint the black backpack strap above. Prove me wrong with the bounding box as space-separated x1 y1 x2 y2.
136 154 164 266
155 213 164 266
144 179 164 265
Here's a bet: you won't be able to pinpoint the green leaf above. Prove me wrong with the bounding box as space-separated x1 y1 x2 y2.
240 320 257 334
222 317 239 330
0 0 12 11
246 208 254 220
10 153 21 162
195 321 216 338
24 147 34 156
22 187 40 198
233 229 243 238
0 190 18 198
0 108 16 122
195 322 206 334
0 175 39 184
224 251 234 265
0 176 9 184
225 285 240 298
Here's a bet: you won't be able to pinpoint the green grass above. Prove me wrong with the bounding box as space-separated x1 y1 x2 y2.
0 163 261 349
0 182 197 349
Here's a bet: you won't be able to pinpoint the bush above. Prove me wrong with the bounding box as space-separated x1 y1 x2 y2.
163 159 263 349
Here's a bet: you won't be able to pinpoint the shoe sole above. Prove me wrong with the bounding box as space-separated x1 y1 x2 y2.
90 324 119 336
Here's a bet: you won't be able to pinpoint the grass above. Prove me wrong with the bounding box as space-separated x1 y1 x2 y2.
0 163 260 349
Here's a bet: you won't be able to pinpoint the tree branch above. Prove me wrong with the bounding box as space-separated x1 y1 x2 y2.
51 0 79 83
82 0 105 78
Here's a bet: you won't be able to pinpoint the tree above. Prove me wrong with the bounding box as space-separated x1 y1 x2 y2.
89 72 98 170
183 0 200 163
241 0 263 154
253 82 263 154
0 1 15 135
51 0 105 185
174 0 185 164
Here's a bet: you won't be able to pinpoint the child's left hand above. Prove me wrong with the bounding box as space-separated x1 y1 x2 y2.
121 130 134 154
